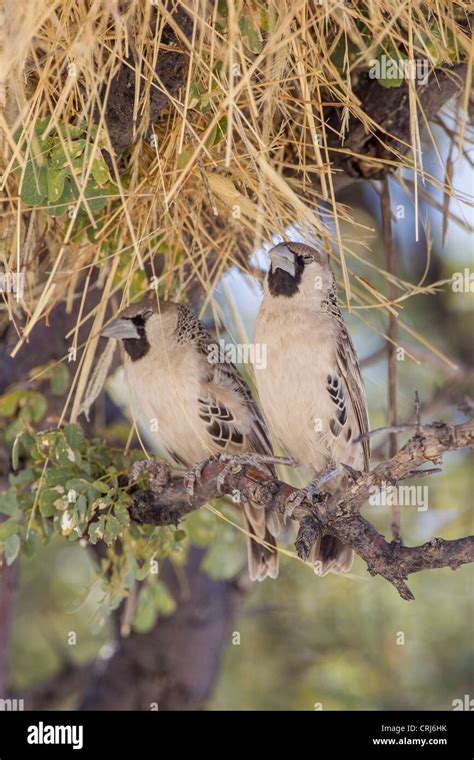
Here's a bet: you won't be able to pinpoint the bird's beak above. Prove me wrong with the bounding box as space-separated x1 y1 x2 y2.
268 244 295 277
101 317 140 340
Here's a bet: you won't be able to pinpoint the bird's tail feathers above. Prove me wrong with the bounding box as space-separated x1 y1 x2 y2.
243 502 279 581
312 535 353 576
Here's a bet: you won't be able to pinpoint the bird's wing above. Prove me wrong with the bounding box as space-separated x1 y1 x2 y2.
321 282 370 470
334 324 370 470
177 305 273 456
199 355 273 456
212 361 273 455
179 306 279 579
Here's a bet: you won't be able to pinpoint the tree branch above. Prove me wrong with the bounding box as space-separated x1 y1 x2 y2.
128 417 474 602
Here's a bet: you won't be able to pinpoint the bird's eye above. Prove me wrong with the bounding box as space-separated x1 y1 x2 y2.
302 255 314 265
142 309 153 320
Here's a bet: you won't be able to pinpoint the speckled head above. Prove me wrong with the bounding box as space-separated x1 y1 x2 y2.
267 241 329 298
101 296 178 361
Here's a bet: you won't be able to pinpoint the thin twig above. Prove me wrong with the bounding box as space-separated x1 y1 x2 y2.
414 390 422 432
381 176 401 541
355 422 431 442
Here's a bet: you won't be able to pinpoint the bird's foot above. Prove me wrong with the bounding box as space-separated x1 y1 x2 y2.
284 461 339 519
215 453 298 493
183 454 221 496
129 458 171 491
284 488 308 519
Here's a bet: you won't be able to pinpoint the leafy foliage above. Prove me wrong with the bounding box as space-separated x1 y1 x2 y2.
0 385 192 627
14 118 113 217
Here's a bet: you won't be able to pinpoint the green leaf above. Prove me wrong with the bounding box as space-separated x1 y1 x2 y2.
185 510 218 546
4 534 20 566
33 117 52 137
56 123 91 139
36 430 58 456
214 116 228 146
133 594 158 632
21 162 48 206
11 433 34 471
135 562 150 582
4 418 25 445
204 115 227 146
64 423 84 449
0 390 23 417
76 494 88 520
44 467 76 487
0 488 19 517
202 527 246 578
0 520 19 542
55 435 79 466
82 179 110 213
50 140 85 169
39 486 66 517
45 176 75 216
104 515 122 544
377 57 405 88
199 90 213 111
27 392 47 422
152 580 176 615
65 478 89 493
47 167 68 202
133 580 176 633
22 530 39 558
239 13 262 53
49 364 69 395
9 467 34 488
12 434 21 470
88 515 106 544
187 83 201 109
114 500 131 528
92 156 110 186
205 123 219 148
92 480 110 494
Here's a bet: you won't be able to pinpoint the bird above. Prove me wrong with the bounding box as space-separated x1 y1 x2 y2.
254 240 370 575
101 295 280 581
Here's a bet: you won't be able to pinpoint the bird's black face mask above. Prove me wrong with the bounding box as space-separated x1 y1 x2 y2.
267 254 305 297
123 314 151 361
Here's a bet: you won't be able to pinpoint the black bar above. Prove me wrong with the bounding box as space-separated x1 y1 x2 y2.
0 710 472 757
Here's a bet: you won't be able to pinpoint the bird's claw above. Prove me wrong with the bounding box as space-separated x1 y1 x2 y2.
183 455 218 496
185 452 299 497
284 489 307 519
183 464 202 497
216 452 299 493
284 461 340 519
216 453 270 492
